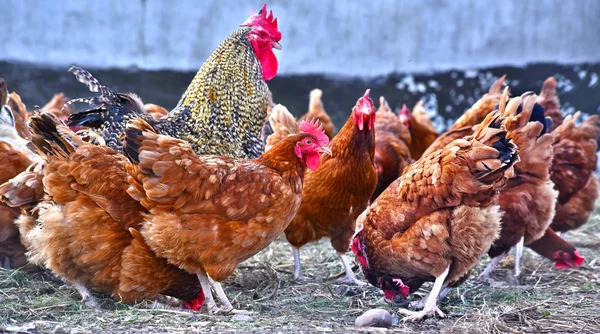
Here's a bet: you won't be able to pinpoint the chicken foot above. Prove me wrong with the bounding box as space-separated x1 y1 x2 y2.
334 253 366 286
479 251 508 281
409 286 451 310
398 265 449 322
208 277 253 315
73 282 100 309
197 271 250 314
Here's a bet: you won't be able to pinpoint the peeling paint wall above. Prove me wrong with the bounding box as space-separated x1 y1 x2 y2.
1 0 599 76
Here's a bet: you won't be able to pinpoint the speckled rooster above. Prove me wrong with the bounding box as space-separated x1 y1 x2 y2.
67 4 282 159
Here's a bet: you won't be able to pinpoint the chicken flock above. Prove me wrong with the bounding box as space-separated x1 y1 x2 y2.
0 4 599 322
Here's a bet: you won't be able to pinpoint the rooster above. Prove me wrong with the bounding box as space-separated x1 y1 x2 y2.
352 90 546 321
123 117 330 313
67 4 282 159
268 90 377 285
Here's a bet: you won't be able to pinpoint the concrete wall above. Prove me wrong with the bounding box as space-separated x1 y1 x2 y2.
1 0 599 76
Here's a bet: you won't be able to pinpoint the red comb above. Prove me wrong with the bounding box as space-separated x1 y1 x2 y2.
299 119 329 147
400 104 409 116
240 4 281 41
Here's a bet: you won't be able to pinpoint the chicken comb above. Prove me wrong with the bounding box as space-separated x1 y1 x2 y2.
240 4 281 41
299 119 329 147
356 89 375 113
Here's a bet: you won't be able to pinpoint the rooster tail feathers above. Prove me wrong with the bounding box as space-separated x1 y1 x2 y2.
123 118 156 165
28 112 84 159
66 108 110 128
68 66 117 100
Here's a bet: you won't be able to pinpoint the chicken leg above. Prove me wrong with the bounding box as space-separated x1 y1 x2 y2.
514 236 524 278
335 253 366 286
1 256 10 269
207 277 253 315
479 251 507 281
292 247 307 281
73 282 100 309
398 265 449 322
197 272 220 314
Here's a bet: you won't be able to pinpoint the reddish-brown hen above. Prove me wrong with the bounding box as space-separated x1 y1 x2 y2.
481 101 557 280
8 112 204 310
123 117 330 313
268 90 377 285
372 97 413 201
352 90 543 321
399 101 438 160
0 79 36 269
547 107 600 232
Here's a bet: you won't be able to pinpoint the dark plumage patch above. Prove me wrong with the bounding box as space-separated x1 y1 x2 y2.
122 126 143 165
29 112 74 157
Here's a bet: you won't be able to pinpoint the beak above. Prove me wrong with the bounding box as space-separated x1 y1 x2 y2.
318 146 332 156
272 41 282 50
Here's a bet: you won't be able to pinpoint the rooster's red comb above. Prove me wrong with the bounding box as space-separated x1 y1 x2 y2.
240 4 281 41
299 119 329 147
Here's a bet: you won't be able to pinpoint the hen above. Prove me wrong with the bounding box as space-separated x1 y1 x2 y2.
123 117 330 313
298 89 336 139
268 90 377 284
422 75 506 156
0 80 36 269
481 102 558 280
68 4 282 159
4 112 205 310
372 97 413 201
549 112 600 232
352 90 543 321
399 102 438 160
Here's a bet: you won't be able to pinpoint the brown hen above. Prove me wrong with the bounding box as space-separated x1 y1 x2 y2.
352 90 543 321
123 116 330 313
372 96 413 201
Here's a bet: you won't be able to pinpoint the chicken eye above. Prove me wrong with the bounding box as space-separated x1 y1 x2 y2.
305 139 312 145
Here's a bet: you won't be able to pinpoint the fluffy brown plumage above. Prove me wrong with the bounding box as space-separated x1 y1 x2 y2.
10 112 204 309
537 77 562 129
352 90 542 322
404 101 438 160
298 89 335 139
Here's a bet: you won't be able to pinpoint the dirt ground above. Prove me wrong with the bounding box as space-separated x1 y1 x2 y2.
1 203 599 334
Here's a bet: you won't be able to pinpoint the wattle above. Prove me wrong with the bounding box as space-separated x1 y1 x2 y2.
306 152 321 171
259 48 278 81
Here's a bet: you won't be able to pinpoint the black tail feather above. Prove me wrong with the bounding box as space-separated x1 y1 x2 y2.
67 108 110 128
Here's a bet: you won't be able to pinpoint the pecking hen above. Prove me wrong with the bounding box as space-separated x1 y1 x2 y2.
351 90 547 321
